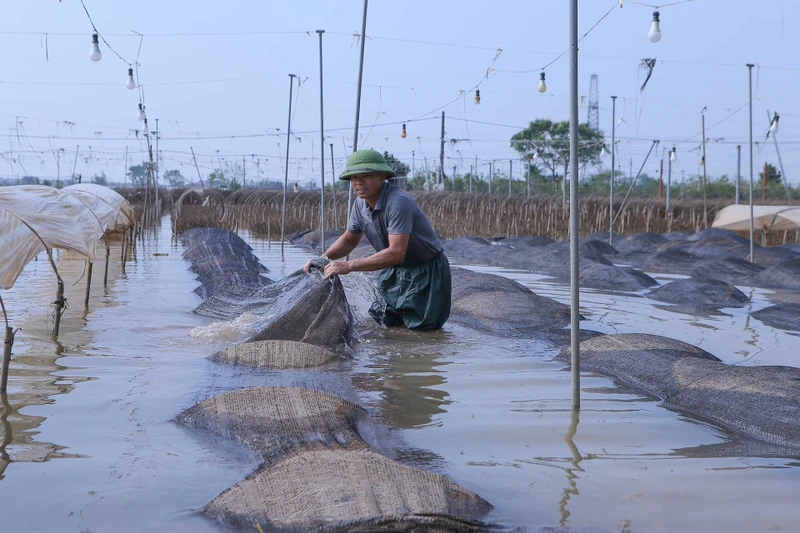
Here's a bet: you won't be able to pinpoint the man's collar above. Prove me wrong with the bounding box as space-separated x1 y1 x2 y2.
373 181 392 211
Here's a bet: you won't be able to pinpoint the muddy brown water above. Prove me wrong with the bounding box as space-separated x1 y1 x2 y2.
0 221 798 533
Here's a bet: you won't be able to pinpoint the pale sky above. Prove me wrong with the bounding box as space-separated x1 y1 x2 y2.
1 1 798 187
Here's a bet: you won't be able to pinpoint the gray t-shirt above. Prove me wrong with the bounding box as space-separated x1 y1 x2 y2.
347 182 442 267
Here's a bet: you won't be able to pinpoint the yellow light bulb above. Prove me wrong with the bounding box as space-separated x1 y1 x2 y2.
401 124 407 139
474 90 481 105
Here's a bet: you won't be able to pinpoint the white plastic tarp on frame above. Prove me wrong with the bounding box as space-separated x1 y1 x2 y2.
712 205 800 232
0 186 103 259
0 206 48 290
63 184 135 231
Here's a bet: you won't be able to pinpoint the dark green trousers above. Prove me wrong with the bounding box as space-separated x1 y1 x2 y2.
376 253 451 331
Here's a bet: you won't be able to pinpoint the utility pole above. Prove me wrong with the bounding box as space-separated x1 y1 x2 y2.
658 156 663 199
317 29 327 253
568 0 580 410
281 74 297 261
610 95 617 245
190 147 205 189
71 145 80 186
767 111 792 205
736 145 741 205
667 145 674 212
124 146 128 187
469 163 473 194
508 159 512 198
701 112 708 228
488 161 493 195
439 111 445 187
452 165 457 192
242 155 247 188
747 64 755 263
763 161 768 201
56 149 61 188
155 118 160 213
411 150 415 186
329 143 338 231
472 155 477 193
349 0 369 220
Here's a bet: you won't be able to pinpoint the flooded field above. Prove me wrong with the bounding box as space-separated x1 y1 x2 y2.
1 220 798 533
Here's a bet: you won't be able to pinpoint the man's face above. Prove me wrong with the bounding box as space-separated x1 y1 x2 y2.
350 172 384 201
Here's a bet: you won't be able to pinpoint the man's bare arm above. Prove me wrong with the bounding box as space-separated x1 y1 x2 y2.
323 233 409 278
303 231 362 272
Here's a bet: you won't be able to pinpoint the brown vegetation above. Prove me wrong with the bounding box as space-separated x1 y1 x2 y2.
164 189 797 246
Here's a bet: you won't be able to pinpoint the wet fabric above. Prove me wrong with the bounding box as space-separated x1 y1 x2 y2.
375 252 451 331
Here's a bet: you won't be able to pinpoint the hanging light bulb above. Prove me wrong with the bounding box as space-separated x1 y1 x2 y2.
89 33 102 62
401 123 407 139
137 103 145 121
474 90 481 105
670 147 677 163
142 118 149 135
126 68 136 90
538 72 547 93
600 145 609 159
770 113 780 135
648 11 662 43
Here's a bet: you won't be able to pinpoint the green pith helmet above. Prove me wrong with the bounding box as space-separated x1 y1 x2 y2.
339 149 396 181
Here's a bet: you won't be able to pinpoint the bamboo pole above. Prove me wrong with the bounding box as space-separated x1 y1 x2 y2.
85 262 93 307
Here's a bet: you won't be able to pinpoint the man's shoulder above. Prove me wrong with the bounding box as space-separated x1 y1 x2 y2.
384 185 418 210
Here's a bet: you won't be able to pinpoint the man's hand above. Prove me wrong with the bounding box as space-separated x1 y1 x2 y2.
323 260 352 279
304 256 331 273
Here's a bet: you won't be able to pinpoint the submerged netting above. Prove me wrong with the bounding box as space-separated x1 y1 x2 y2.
182 229 353 350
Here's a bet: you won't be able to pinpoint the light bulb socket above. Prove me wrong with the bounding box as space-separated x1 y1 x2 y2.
92 33 99 44
652 10 660 22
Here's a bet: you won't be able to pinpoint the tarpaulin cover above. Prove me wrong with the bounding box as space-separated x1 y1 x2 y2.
63 183 136 231
0 185 134 289
712 205 800 232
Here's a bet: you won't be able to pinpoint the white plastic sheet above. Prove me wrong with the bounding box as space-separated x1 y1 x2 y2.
63 184 135 231
712 205 800 232
0 185 134 289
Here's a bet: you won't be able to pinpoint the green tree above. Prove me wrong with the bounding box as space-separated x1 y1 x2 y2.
207 169 227 188
20 176 40 185
383 151 410 177
510 119 604 182
163 169 186 188
760 163 781 184
127 163 156 187
92 171 108 186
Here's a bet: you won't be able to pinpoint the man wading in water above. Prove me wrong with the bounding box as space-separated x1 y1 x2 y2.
304 149 451 331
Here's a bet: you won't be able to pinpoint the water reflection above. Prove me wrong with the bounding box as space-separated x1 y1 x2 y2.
353 329 454 430
559 408 583 526
0 393 11 480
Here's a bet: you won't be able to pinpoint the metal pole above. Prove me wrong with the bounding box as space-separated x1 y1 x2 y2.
453 165 457 192
747 64 755 263
281 74 296 261
103 247 110 288
71 145 80 185
190 147 206 189
472 155 476 193
736 144 741 205
509 159 512 198
701 112 707 228
569 0 580 411
348 0 369 220
488 161 493 195
667 145 673 212
439 111 445 187
411 150 416 187
562 153 568 208
124 146 128 187
610 96 616 246
330 143 339 231
469 164 473 194
317 30 327 255
767 111 792 205
155 118 160 215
